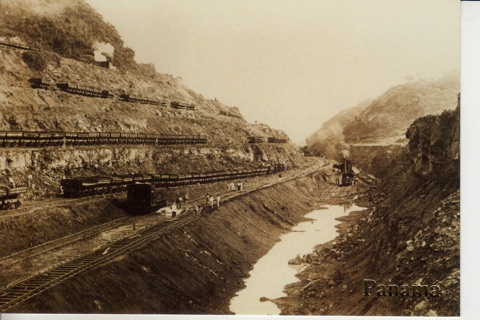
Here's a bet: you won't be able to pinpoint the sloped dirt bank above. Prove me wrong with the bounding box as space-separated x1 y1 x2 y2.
9 170 346 313
0 198 125 257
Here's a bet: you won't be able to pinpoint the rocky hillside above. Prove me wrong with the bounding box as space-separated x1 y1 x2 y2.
306 74 459 159
0 0 302 197
0 0 136 69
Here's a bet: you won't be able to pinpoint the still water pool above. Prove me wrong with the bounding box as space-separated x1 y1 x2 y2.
230 204 365 315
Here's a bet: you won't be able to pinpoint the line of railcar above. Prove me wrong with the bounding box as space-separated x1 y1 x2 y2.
119 94 165 106
61 164 286 199
267 137 288 143
56 82 113 99
30 78 195 110
171 102 195 110
0 131 207 148
248 136 288 144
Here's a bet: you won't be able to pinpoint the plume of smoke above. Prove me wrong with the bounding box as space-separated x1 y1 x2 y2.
93 42 114 62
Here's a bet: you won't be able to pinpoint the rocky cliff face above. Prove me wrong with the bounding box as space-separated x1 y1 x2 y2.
406 100 460 177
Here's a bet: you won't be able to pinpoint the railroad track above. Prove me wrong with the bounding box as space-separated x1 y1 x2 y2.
0 216 132 269
0 210 201 312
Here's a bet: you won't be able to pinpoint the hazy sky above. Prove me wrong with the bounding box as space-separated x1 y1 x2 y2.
85 0 460 143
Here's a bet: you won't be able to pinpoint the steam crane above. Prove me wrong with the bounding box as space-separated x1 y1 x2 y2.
333 158 356 186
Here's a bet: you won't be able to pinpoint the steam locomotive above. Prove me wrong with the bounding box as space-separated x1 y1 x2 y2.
333 158 355 186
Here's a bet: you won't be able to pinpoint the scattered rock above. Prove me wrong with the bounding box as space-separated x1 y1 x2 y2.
426 309 438 317
288 255 302 265
414 300 429 311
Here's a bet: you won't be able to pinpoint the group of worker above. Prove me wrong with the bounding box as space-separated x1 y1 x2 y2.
206 193 221 209
227 181 243 191
168 180 247 216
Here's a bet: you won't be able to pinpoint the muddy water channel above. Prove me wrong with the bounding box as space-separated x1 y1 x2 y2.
230 204 365 315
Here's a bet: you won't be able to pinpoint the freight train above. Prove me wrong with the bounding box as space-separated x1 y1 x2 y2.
61 164 286 199
30 78 196 111
0 131 206 148
333 158 355 186
124 164 286 214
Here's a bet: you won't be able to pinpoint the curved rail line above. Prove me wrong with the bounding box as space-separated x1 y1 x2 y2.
0 217 131 269
0 209 201 312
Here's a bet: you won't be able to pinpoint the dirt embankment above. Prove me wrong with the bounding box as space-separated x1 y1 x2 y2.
275 106 460 316
8 169 343 314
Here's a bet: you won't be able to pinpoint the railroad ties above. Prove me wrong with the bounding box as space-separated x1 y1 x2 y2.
0 210 201 312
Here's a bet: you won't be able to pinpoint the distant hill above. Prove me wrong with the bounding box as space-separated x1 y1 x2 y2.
305 99 372 158
306 73 460 158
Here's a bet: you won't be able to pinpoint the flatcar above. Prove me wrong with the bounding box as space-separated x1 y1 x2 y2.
29 78 50 89
171 102 195 110
268 137 288 143
119 94 162 106
56 82 112 98
0 185 27 209
61 175 149 198
247 136 267 143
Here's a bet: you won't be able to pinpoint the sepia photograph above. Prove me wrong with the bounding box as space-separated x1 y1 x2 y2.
0 0 463 317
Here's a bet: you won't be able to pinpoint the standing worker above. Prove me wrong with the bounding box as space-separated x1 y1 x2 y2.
216 194 221 208
209 195 215 209
178 196 183 209
206 193 210 205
